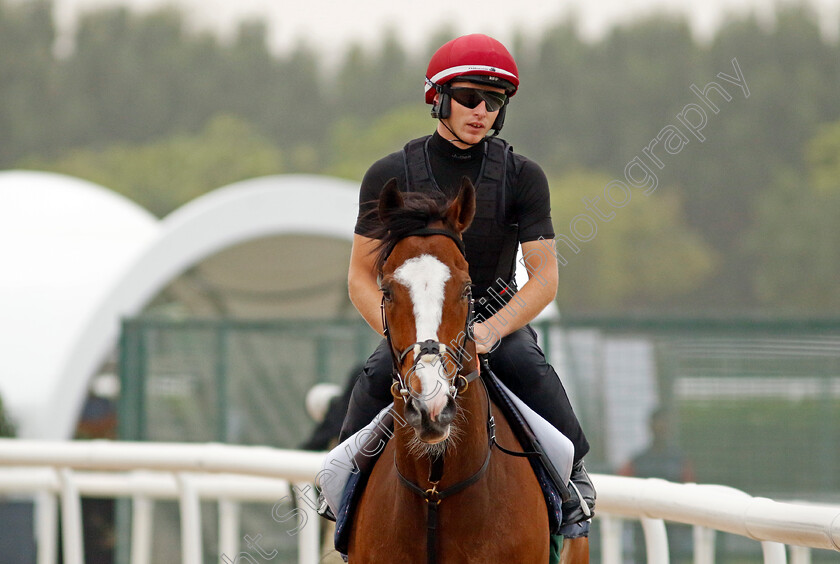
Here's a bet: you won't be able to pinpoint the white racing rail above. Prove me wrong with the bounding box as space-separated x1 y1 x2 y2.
595 474 840 564
0 440 325 564
0 439 837 564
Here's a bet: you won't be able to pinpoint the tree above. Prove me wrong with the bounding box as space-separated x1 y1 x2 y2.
4 2 840 312
325 104 431 181
57 7 198 147
548 171 717 311
22 115 284 216
745 120 840 310
0 0 57 166
685 6 840 306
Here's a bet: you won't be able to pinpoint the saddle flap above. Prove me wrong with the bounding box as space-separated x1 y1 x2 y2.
482 368 573 534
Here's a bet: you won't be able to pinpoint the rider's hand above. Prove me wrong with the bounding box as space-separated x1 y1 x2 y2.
472 322 498 354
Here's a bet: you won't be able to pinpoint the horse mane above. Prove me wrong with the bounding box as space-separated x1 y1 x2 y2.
362 191 456 272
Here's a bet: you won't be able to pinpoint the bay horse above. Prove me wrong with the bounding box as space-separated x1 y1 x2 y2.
348 178 588 563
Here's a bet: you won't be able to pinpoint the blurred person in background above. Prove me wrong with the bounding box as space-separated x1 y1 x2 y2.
619 407 695 563
619 407 695 483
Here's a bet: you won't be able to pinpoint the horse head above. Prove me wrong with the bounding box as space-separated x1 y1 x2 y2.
376 177 476 448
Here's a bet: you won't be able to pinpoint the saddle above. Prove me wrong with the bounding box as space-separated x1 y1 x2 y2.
318 368 575 556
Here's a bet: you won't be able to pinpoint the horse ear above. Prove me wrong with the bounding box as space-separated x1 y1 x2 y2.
447 177 476 233
378 178 404 222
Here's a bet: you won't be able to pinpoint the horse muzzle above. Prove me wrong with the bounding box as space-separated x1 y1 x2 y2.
404 395 456 443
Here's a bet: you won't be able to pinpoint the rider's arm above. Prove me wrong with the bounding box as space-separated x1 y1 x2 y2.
348 233 385 336
472 158 558 353
350 156 402 336
472 238 558 353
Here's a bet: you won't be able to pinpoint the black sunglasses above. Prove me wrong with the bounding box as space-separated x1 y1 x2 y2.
447 87 508 113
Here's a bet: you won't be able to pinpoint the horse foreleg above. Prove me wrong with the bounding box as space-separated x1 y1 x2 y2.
559 536 589 564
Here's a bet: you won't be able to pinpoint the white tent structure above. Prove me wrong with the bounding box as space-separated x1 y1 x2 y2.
0 171 359 440
0 170 554 441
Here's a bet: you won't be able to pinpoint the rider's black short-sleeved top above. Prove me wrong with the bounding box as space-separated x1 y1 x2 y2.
354 133 555 290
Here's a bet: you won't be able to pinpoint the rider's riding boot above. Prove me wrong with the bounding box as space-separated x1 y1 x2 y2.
561 459 596 525
317 491 337 522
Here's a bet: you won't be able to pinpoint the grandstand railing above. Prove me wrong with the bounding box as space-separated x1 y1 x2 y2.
0 439 837 564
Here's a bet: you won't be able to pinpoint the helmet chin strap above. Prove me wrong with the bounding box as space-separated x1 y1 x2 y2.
439 118 499 147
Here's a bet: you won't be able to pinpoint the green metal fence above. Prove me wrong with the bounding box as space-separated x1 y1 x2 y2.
118 314 840 562
548 315 840 502
120 315 840 498
546 315 840 564
118 317 382 563
119 317 380 447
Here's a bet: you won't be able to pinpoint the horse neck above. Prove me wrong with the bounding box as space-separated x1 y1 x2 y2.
393 379 490 489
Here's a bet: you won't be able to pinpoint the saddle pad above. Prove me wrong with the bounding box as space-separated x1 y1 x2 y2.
482 368 570 534
319 404 394 519
334 467 365 557
319 405 393 556
491 376 574 484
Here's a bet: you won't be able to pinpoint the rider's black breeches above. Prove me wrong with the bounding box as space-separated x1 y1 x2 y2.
338 325 590 461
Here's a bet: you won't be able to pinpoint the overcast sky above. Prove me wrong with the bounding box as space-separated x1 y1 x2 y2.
50 0 839 60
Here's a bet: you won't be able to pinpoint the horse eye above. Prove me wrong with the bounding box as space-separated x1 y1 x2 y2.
381 287 393 301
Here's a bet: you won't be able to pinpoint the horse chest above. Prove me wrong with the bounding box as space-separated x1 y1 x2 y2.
350 450 549 564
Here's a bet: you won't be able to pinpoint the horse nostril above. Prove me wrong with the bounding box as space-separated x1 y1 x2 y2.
404 397 422 427
437 397 456 426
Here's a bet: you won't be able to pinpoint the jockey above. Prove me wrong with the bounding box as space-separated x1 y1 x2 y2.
342 33 595 526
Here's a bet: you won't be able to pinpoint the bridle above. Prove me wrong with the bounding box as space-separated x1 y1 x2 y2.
381 287 479 402
379 227 480 402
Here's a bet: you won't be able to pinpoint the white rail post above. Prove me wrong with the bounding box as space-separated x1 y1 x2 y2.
130 495 153 564
294 482 321 564
218 498 241 559
789 545 811 564
177 473 203 564
761 541 787 564
35 490 58 564
693 525 716 564
640 517 670 564
600 515 623 564
57 468 84 564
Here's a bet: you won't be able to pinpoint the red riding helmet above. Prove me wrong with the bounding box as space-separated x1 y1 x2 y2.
424 34 520 105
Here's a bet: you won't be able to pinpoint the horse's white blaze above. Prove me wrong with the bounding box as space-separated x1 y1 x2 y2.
394 255 451 420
